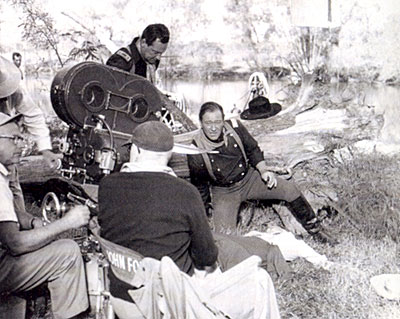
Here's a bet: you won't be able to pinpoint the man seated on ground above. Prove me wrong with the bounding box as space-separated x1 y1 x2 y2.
0 113 91 319
187 101 337 245
98 121 281 318
106 23 169 84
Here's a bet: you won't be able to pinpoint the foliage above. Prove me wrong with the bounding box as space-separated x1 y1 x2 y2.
9 0 64 67
224 0 290 71
285 27 339 82
7 0 111 72
66 40 109 64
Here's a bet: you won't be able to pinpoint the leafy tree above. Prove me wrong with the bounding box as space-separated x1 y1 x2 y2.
9 0 64 67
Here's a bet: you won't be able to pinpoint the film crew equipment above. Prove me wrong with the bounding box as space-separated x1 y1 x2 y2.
51 61 163 184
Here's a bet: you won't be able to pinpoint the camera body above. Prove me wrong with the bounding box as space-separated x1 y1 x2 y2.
51 61 163 184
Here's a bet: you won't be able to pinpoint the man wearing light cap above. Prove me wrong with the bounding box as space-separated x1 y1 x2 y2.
98 120 219 302
0 112 91 319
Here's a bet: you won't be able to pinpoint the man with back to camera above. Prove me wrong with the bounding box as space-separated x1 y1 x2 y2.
0 112 91 319
106 23 169 84
98 121 282 319
187 101 337 245
98 121 218 307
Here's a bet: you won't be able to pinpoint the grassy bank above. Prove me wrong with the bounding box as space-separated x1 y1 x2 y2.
238 153 400 319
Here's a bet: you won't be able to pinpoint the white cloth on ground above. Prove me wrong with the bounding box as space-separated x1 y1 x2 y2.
246 226 332 270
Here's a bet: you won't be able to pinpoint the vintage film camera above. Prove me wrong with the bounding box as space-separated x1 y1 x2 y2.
52 61 163 184
38 62 169 318
39 61 166 221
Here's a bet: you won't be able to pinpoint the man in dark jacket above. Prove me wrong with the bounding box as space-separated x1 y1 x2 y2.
106 24 169 84
188 101 337 245
98 121 218 304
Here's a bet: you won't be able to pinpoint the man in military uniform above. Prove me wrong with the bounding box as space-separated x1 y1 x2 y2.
106 24 169 84
188 101 337 245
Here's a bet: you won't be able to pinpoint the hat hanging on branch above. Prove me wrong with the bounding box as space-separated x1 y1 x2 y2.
240 96 282 120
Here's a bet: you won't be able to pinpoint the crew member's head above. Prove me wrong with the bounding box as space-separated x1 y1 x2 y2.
139 24 169 65
0 113 23 166
0 56 21 99
124 120 173 163
199 102 225 141
12 52 22 68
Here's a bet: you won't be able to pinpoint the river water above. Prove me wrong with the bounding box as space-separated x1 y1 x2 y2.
163 79 400 145
27 74 400 146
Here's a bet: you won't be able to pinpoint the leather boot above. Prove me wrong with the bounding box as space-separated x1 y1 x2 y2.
287 195 338 246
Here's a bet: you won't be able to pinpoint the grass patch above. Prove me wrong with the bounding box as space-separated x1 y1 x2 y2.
237 152 400 318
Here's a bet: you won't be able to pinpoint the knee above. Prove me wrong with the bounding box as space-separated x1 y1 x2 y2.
278 178 301 202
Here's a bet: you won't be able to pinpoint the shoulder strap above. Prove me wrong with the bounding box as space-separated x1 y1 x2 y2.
193 134 217 181
193 122 248 182
224 121 248 164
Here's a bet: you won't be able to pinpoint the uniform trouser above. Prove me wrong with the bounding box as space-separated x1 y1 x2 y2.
211 168 303 231
0 239 89 319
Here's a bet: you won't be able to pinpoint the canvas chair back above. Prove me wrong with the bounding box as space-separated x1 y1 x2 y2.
92 234 143 285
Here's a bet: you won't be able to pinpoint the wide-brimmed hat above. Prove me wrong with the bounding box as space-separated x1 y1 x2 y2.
123 120 174 152
0 112 23 126
370 274 400 300
0 56 21 98
240 96 281 120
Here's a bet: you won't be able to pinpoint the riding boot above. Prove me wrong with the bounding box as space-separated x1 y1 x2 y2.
287 195 338 245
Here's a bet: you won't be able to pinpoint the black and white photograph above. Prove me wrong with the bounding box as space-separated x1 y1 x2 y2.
0 0 399 318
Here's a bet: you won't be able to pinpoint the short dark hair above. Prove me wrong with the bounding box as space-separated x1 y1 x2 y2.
141 24 170 46
199 102 225 122
12 52 21 59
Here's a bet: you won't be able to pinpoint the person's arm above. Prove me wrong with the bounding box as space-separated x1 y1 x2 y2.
234 120 264 166
6 165 44 229
0 205 90 256
235 120 277 187
187 154 212 206
11 88 52 152
12 88 61 168
186 186 218 269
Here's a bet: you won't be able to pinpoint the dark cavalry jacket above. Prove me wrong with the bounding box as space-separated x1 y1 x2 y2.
106 37 160 78
187 119 264 204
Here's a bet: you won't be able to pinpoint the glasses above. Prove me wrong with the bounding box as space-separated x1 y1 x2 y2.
0 134 24 145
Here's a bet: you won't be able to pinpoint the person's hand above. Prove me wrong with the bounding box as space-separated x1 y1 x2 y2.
261 171 277 188
31 217 44 229
41 150 62 171
63 205 91 229
88 216 101 236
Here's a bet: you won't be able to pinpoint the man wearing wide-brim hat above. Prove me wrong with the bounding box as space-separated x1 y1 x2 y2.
0 56 61 224
0 55 59 166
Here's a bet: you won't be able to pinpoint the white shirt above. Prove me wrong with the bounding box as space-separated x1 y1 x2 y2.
121 162 176 177
0 163 18 223
2 87 52 151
